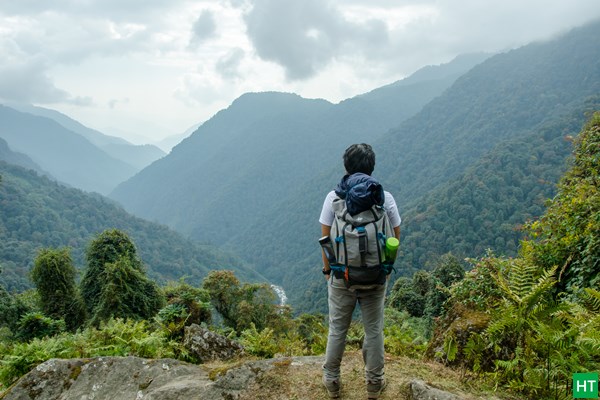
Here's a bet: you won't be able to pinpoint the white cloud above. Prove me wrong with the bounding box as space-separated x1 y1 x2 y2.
189 9 218 48
1 0 599 141
0 58 72 104
216 48 246 79
243 0 391 80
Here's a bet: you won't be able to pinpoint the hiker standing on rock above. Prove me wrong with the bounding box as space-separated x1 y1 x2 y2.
319 143 401 399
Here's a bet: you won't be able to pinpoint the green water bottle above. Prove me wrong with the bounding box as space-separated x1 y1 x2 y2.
385 237 399 262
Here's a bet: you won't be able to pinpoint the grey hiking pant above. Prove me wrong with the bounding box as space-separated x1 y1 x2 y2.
323 275 387 383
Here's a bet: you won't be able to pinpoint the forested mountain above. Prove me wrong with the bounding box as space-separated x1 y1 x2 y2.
229 21 600 312
0 161 265 292
110 53 487 244
0 106 138 194
398 102 600 272
377 21 600 203
5 103 166 170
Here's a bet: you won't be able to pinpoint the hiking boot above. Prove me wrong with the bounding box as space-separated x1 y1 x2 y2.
322 376 341 398
367 378 387 399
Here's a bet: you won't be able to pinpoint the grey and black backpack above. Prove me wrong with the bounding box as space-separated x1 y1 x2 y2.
329 196 394 288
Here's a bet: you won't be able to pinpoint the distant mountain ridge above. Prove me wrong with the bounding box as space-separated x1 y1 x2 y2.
0 105 137 194
110 53 488 245
4 103 166 170
0 137 45 175
0 105 165 194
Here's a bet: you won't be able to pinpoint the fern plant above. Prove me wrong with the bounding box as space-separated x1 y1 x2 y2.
463 256 600 398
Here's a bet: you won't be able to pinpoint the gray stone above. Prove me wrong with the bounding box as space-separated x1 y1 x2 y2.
410 379 462 400
2 357 213 400
183 324 245 363
1 356 325 400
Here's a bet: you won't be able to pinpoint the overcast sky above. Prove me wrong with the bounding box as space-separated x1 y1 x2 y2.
1 0 599 144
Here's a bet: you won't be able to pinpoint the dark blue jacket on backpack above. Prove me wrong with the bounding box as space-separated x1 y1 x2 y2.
335 173 384 216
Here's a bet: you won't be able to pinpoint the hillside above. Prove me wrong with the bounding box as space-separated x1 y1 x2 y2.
110 54 487 245
378 21 600 202
0 105 137 194
397 102 599 273
0 138 45 176
0 161 265 292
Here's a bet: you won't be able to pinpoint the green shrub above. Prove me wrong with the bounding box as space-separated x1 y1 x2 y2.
388 277 425 317
294 313 327 354
239 323 279 358
88 256 165 326
0 318 178 388
0 286 31 334
383 308 427 358
15 312 66 342
156 281 212 339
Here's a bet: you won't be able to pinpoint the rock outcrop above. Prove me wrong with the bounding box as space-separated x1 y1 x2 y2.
1 353 484 400
1 356 292 400
183 323 244 363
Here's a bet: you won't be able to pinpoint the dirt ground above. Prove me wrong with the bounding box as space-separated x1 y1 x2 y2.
228 350 514 400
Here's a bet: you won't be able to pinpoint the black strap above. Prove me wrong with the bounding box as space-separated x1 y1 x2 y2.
358 227 367 266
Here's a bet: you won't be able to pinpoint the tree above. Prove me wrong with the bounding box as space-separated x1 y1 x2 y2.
387 277 425 317
156 281 212 339
30 247 86 330
525 112 600 293
202 270 279 333
202 270 241 329
0 282 30 334
80 229 164 325
425 254 466 317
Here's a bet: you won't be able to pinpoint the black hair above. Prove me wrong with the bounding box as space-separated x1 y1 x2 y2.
343 143 375 175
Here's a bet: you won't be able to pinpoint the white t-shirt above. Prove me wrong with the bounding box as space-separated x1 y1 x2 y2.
319 190 401 228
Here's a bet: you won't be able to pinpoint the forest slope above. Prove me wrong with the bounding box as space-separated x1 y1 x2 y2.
0 161 264 292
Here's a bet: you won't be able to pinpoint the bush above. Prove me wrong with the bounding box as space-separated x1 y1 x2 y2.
294 313 327 354
15 312 65 342
0 286 31 334
202 270 280 333
383 308 428 358
388 277 425 317
81 229 147 316
239 323 279 358
0 318 179 388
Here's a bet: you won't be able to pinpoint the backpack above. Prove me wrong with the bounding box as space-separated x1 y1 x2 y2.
329 196 394 288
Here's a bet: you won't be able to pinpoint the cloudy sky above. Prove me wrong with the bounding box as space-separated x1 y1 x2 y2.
1 0 599 144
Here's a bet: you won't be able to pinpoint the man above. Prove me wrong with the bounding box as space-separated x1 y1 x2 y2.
319 143 401 399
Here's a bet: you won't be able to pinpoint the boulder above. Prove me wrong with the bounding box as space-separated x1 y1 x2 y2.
2 357 213 400
1 356 293 400
183 323 245 363
410 379 461 400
